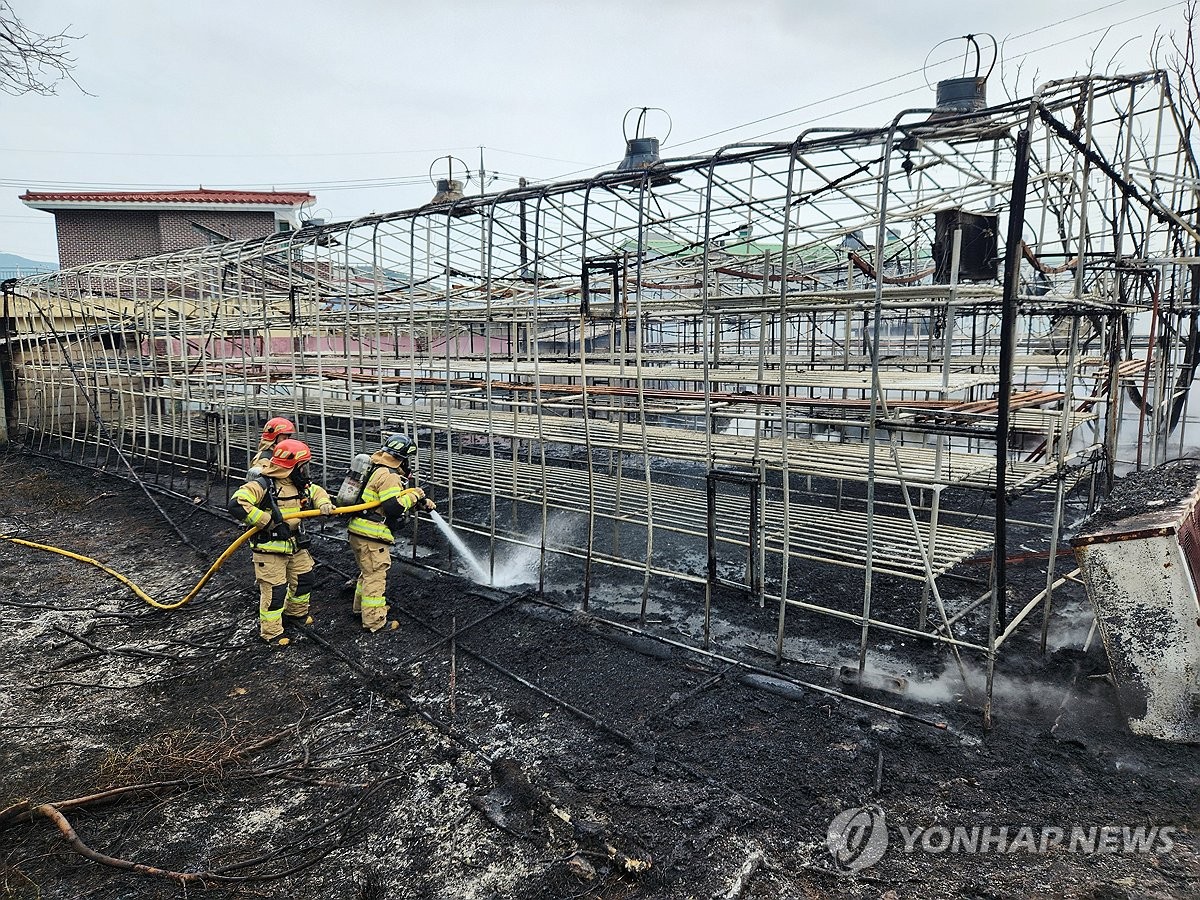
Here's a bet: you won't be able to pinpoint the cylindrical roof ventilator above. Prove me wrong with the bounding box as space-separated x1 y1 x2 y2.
925 34 996 117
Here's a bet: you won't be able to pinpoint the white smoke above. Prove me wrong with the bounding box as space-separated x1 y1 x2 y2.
899 659 1074 710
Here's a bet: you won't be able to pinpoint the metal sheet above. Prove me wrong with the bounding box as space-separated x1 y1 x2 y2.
1074 533 1200 742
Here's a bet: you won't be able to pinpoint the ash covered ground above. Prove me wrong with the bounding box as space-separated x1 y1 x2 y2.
1 451 1198 899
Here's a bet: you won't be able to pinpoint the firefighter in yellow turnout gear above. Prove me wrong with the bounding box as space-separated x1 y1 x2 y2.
230 439 336 643
346 433 435 632
250 417 296 472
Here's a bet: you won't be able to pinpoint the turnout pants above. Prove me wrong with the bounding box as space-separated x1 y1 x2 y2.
253 549 315 639
252 550 289 641
348 534 391 632
285 548 316 618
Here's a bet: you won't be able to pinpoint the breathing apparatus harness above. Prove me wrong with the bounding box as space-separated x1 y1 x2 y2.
338 455 422 532
240 467 317 549
245 474 290 547
284 467 316 547
365 463 415 528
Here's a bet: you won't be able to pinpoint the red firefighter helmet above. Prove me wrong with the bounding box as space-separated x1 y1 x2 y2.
271 439 312 469
261 417 296 442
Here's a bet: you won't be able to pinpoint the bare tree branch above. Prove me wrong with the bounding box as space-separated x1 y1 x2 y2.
1163 0 1200 196
0 1 86 96
35 804 220 886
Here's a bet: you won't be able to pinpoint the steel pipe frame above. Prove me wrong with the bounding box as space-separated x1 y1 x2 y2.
7 72 1198 726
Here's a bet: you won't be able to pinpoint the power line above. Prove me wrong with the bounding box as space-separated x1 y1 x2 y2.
530 0 1183 185
669 0 1150 153
0 2 1183 209
0 145 481 160
734 1 1183 144
6 4 1162 188
484 146 589 166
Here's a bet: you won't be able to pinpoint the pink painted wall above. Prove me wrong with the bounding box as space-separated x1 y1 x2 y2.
141 332 511 361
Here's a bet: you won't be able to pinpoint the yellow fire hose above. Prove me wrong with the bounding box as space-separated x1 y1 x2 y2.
0 501 381 611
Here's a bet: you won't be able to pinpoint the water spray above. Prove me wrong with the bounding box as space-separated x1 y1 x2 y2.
427 510 491 584
425 509 539 589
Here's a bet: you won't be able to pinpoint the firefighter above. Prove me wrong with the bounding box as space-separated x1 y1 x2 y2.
345 433 435 633
250 417 296 472
229 438 336 644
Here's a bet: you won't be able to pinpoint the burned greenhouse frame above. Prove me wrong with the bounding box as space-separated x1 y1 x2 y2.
5 70 1200 719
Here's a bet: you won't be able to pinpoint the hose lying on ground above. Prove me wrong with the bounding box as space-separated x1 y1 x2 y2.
0 501 381 611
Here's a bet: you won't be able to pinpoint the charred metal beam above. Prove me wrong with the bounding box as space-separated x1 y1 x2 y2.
1038 105 1200 242
994 126 1033 633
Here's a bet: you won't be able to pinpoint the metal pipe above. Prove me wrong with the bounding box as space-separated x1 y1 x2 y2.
986 115 1035 730
862 109 935 675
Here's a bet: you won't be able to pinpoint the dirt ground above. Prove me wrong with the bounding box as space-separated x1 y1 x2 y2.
1 450 1198 900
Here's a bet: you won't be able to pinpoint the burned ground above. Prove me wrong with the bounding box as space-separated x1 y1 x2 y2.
1 451 1198 900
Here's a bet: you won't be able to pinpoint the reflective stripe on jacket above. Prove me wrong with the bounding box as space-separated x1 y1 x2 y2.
347 465 416 544
231 477 295 554
275 480 331 518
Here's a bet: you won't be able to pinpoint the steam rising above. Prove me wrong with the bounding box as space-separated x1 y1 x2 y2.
427 511 578 588
897 660 1070 709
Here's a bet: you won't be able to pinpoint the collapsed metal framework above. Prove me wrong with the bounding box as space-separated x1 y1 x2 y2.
4 71 1199 714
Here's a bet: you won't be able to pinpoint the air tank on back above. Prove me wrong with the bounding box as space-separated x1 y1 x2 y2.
336 453 374 507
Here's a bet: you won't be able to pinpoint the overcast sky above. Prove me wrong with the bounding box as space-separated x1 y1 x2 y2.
0 0 1189 264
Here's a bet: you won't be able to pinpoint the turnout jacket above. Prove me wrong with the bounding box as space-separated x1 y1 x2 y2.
347 454 424 545
231 472 333 554
249 440 275 472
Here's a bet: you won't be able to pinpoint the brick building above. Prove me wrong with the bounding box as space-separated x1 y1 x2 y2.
20 188 316 269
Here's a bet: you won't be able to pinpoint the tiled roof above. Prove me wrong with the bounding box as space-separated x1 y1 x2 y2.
20 188 315 206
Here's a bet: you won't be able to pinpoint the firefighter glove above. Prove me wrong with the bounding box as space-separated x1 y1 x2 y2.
319 502 336 515
423 498 437 512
